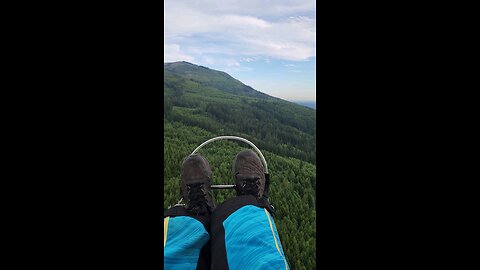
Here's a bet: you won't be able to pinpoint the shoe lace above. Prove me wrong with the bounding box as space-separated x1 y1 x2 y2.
187 183 207 214
237 175 260 198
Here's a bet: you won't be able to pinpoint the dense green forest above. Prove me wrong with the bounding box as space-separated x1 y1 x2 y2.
164 61 316 269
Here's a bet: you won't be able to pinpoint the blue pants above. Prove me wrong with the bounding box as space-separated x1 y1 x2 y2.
164 195 289 270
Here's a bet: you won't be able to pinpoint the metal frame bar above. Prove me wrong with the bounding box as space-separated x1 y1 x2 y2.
211 184 236 189
191 136 268 191
191 135 268 173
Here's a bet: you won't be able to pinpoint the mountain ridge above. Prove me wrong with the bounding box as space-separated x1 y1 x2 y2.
165 61 273 99
163 61 316 163
164 61 312 109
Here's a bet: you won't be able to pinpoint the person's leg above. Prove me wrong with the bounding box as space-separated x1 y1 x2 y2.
164 207 210 269
210 150 289 270
164 154 216 270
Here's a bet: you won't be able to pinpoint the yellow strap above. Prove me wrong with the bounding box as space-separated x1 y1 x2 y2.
264 208 288 270
164 217 170 247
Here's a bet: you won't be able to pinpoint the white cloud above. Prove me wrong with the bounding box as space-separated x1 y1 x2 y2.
165 0 315 18
164 0 316 64
164 44 195 62
241 57 257 63
226 59 240 67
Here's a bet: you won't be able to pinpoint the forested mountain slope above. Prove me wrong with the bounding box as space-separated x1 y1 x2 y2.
164 61 316 269
164 61 316 164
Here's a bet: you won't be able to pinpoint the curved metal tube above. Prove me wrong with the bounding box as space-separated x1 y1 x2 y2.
191 136 268 174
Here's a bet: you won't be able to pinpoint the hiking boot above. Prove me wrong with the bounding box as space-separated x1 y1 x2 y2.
180 154 215 215
232 150 266 198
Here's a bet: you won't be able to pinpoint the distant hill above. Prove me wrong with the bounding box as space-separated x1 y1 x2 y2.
165 61 273 99
292 100 316 110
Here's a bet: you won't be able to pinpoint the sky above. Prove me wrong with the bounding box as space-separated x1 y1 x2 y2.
164 0 316 101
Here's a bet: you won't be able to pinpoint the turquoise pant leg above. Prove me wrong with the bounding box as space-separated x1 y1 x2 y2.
164 216 210 270
223 205 289 270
